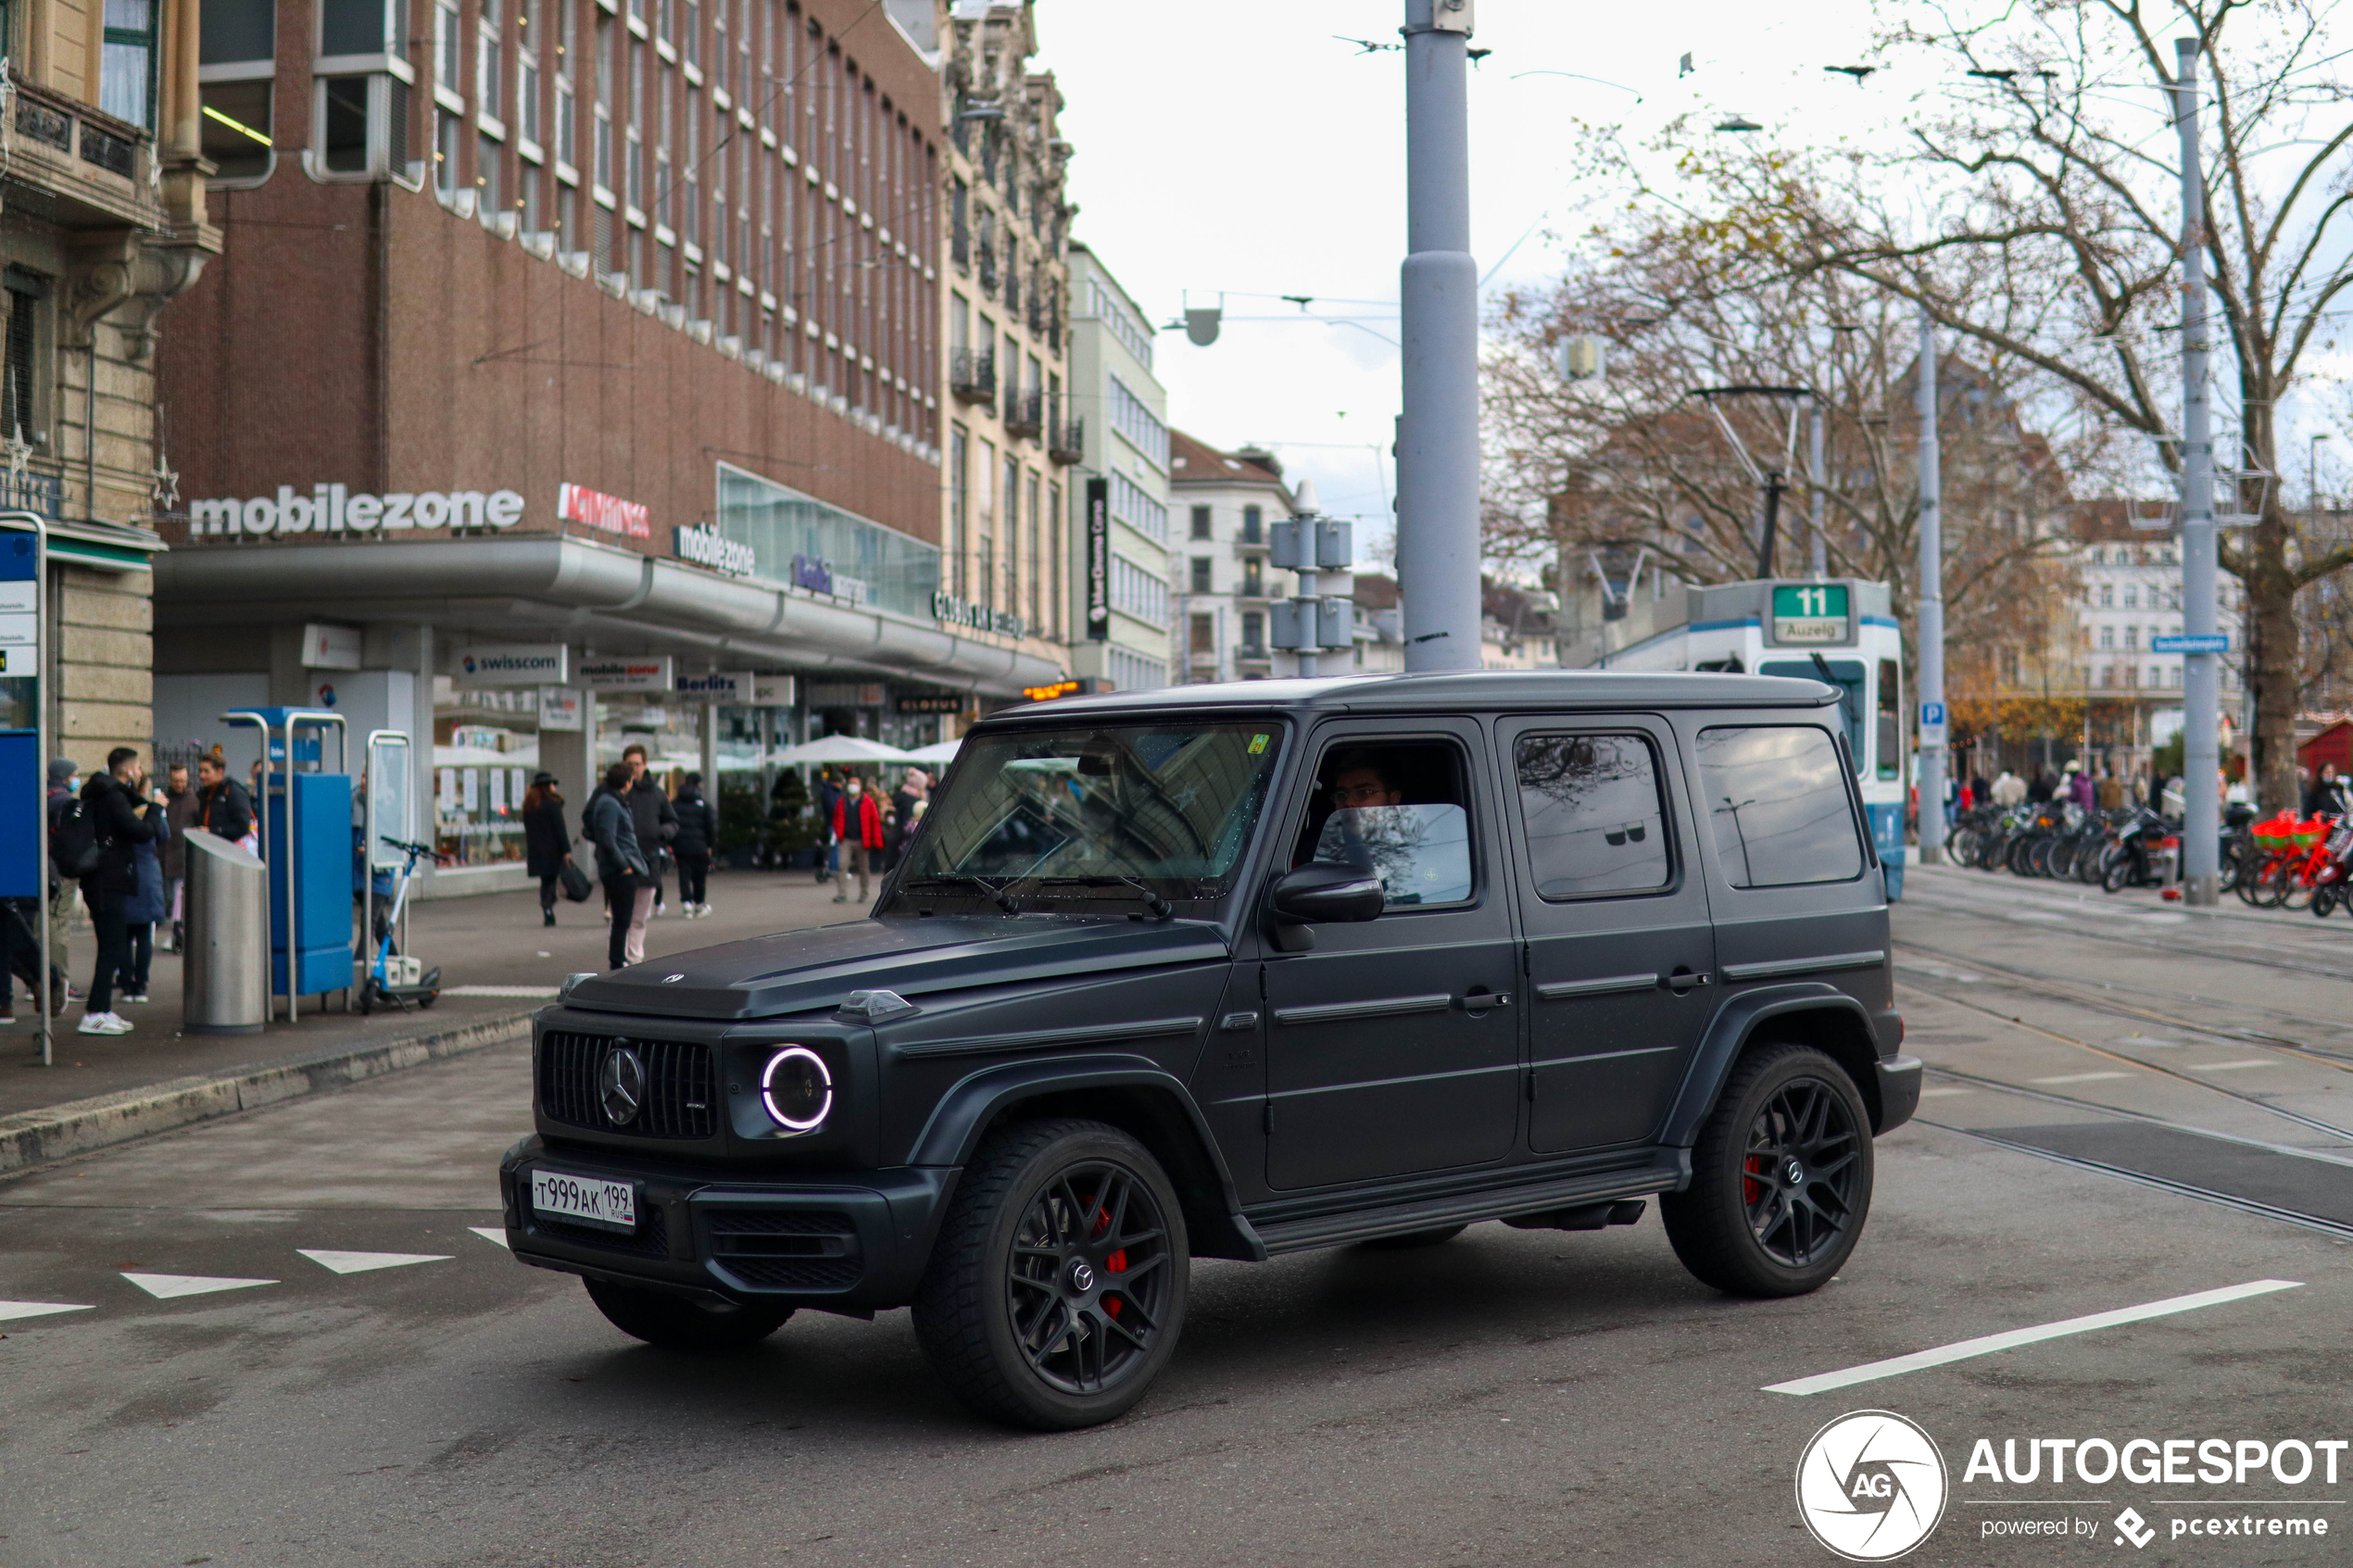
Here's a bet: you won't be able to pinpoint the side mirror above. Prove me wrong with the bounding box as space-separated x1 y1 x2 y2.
1268 861 1386 925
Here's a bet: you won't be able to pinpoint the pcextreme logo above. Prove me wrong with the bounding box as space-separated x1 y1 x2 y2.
1796 1411 1949 1562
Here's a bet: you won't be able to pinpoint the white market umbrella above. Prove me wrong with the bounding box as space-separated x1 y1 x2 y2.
765 734 921 768
901 738 964 766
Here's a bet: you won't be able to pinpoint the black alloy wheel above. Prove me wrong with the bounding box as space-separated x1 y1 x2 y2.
1662 1044 1874 1297
914 1119 1189 1429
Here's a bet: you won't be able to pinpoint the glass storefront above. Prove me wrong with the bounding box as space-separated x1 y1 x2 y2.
715 461 941 621
433 680 544 866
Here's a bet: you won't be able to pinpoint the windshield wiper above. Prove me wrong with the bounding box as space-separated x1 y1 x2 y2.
902 873 1020 914
1027 875 1176 920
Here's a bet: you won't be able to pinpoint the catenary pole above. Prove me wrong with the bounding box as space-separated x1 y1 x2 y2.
1915 307 1947 865
1397 0 1480 672
2173 36 2221 905
1808 405 1828 577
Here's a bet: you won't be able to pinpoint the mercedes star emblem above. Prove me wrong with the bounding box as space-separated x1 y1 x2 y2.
599 1045 646 1124
662 973 686 983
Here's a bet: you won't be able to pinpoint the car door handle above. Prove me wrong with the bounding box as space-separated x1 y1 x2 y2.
1460 987 1513 1014
1665 970 1711 994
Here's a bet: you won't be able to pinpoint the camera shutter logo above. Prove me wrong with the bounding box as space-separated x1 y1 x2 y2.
1794 1411 1947 1562
599 1045 646 1125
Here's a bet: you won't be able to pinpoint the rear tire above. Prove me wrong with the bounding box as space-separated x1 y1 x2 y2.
583 1277 793 1349
2313 885 2338 919
1661 1044 1874 1298
912 1118 1189 1430
2101 848 2135 894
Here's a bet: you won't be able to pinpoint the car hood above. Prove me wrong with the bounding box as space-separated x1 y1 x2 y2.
560 915 1233 1021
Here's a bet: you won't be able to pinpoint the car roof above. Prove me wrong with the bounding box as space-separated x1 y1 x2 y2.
988 669 1842 724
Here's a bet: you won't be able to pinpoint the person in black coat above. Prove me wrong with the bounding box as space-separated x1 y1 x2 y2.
621 743 679 913
194 750 255 846
670 771 720 918
522 772 572 927
77 748 157 1035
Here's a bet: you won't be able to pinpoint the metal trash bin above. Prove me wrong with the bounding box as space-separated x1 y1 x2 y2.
182 827 267 1035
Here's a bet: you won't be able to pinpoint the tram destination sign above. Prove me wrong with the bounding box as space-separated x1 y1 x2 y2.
1768 583 1852 646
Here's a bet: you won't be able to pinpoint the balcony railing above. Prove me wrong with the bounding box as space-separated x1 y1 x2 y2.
950 348 997 406
1004 388 1044 437
1048 414 1085 464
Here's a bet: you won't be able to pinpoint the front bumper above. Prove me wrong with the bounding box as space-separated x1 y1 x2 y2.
1874 1053 1924 1135
498 1135 955 1310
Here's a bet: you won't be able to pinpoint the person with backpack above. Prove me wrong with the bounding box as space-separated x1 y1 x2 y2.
119 775 170 1006
72 748 157 1035
670 771 719 919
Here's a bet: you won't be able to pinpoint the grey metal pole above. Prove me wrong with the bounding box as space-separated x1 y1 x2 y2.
1807 405 1828 577
1397 0 1480 672
1915 307 1947 865
2174 36 2221 905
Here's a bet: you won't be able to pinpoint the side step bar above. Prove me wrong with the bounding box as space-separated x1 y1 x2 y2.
1244 1162 1684 1257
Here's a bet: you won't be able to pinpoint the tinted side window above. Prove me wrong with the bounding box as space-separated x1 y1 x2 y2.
1694 725 1865 887
1297 737 1476 909
1516 734 1670 898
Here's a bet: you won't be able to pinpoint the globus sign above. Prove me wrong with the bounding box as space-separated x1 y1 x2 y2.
189 484 525 535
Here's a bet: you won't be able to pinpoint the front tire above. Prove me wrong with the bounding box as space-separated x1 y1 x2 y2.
1661 1044 1874 1298
913 1118 1189 1430
583 1277 793 1349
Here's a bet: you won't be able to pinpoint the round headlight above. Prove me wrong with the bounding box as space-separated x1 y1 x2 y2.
761 1046 833 1133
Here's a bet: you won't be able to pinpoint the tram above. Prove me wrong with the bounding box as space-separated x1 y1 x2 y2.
1561 575 1910 897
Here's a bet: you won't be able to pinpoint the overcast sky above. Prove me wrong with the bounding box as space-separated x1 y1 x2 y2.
1029 1 2349 558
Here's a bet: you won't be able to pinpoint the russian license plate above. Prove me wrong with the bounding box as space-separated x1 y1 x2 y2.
531 1169 636 1231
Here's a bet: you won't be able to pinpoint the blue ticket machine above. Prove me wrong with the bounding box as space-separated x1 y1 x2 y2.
0 517 48 1061
223 709 354 1020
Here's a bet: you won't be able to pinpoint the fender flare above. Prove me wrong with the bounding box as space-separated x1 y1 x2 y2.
1659 983 1883 1147
907 1052 1260 1260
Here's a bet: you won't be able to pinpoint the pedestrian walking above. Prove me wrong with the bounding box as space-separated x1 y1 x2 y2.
121 774 170 1006
671 771 718 918
522 772 572 926
2303 762 2345 819
160 762 195 951
621 743 678 919
888 768 929 870
1992 769 2027 807
195 748 257 851
831 773 886 905
814 767 843 884
585 761 651 971
75 748 157 1035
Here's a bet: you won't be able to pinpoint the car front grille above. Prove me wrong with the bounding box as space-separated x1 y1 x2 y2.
707 1209 862 1292
538 1031 719 1139
532 1206 672 1259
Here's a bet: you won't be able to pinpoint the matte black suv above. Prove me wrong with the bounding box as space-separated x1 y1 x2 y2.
500 672 1919 1428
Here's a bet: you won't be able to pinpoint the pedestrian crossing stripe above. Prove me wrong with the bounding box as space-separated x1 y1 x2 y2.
121 1272 277 1299
296 1249 453 1274
469 1226 511 1248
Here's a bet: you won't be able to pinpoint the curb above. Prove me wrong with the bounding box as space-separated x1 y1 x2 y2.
0 1008 538 1176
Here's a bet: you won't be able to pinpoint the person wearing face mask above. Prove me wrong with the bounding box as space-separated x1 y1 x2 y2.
831 772 887 905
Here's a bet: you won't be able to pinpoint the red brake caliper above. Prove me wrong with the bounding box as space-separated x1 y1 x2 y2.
1742 1155 1767 1207
1091 1198 1126 1317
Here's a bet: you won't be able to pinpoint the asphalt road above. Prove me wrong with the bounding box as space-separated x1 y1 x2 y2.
2 872 2349 1567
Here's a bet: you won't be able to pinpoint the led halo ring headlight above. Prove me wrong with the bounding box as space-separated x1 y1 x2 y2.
761 1046 834 1133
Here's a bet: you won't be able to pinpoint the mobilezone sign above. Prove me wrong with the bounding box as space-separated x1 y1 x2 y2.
188 484 527 534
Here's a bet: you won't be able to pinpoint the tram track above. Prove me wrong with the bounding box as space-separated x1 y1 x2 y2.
1900 883 2353 985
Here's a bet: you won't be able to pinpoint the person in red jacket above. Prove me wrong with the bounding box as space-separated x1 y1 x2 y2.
832 774 887 904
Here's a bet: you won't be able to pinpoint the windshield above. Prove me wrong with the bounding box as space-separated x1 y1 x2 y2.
887 722 1288 908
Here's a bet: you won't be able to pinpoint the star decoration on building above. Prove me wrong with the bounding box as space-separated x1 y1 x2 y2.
151 454 180 510
2 431 31 485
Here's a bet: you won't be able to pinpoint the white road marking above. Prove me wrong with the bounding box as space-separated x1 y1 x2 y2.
0 1300 95 1323
2191 1060 2280 1072
2007 909 2067 922
468 1226 510 1248
1764 1279 2303 1396
440 985 560 997
296 1249 453 1275
121 1272 278 1299
2032 1071 2134 1085
1918 1087 1975 1098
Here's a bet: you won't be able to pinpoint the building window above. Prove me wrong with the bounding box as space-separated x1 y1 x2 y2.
1026 471 1042 632
1106 472 1166 542
2121 584 2138 609
478 0 503 119
477 131 500 207
1189 557 1212 594
318 76 371 173
2124 625 2138 649
1107 373 1168 469
949 426 969 596
1240 611 1265 655
100 0 156 128
2098 625 2113 649
1110 554 1168 627
435 0 462 94
1 274 43 445
1241 504 1262 544
1189 505 1212 541
435 109 461 192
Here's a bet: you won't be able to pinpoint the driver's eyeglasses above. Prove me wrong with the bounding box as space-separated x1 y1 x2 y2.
1328 781 1390 806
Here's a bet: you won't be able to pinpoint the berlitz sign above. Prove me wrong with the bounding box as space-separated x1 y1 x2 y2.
189 485 525 535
